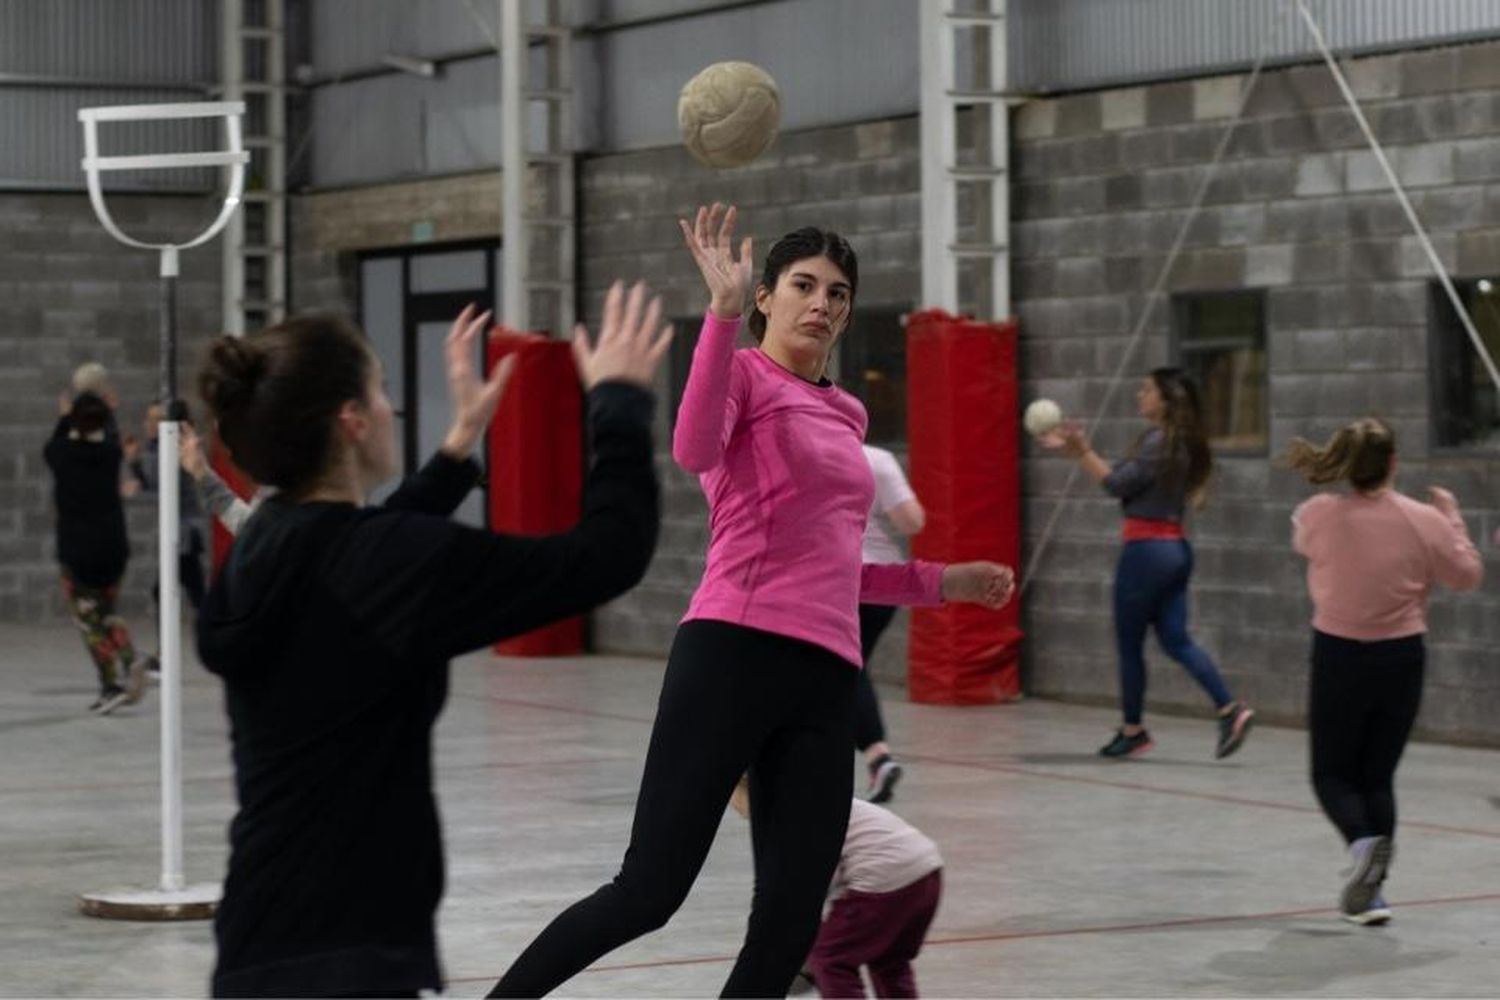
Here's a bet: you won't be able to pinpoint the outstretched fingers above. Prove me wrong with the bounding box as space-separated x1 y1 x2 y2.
599 280 626 345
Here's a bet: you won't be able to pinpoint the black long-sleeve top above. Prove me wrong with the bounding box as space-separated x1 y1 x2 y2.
43 413 129 587
197 383 659 997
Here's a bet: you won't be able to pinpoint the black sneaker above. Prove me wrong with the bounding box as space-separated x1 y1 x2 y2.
866 754 903 804
1099 729 1154 758
90 687 129 716
1215 702 1255 759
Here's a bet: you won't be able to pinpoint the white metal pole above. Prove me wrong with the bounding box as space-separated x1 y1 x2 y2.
222 0 246 335
990 0 1011 318
919 0 957 311
500 0 528 329
76 101 245 920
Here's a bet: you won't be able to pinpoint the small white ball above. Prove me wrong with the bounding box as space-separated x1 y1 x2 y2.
1024 398 1063 437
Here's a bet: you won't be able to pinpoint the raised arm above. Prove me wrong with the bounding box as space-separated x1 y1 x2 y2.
380 304 515 517
332 279 673 660
1420 487 1484 592
180 423 256 535
672 203 754 473
1038 420 1116 490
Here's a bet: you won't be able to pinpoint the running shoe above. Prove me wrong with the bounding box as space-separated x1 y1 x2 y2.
1343 891 1392 926
1215 702 1255 759
91 687 129 716
867 754 903 804
1099 729 1154 758
1340 835 1393 918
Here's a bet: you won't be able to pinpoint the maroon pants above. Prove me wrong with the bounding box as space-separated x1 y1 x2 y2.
809 869 942 999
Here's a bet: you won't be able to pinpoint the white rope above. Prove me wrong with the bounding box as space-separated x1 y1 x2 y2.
1293 0 1500 396
1018 20 1280 597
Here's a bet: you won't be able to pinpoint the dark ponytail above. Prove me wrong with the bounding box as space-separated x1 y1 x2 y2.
198 315 373 497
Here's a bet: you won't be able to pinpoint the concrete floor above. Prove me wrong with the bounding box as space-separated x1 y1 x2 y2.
3 620 1498 998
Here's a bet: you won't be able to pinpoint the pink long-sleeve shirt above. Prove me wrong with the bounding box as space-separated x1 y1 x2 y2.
1292 489 1483 641
673 313 943 667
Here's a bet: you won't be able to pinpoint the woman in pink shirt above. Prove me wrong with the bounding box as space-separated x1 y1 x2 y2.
1289 417 1482 925
491 205 1014 998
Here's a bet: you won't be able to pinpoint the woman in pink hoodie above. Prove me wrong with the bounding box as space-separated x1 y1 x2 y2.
1288 417 1482 926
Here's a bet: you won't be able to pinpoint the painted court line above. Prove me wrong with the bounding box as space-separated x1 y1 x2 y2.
903 750 1500 841
471 693 1500 842
445 890 1500 983
0 755 625 797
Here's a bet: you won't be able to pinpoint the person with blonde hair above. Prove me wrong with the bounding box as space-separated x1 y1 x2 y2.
71 361 112 399
1287 417 1482 925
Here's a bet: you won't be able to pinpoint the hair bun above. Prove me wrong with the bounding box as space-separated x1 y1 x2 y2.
199 335 267 419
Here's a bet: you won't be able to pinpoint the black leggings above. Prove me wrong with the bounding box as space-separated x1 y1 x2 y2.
491 619 857 998
1309 630 1425 845
855 604 896 751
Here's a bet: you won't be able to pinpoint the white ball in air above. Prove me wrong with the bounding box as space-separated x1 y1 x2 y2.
1024 398 1063 437
678 61 781 170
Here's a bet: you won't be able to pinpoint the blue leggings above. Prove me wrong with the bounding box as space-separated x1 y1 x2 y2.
1113 539 1232 725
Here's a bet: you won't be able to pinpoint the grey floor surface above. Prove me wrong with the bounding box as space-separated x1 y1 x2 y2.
3 620 1498 998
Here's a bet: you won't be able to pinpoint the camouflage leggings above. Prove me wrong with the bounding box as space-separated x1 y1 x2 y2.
62 575 136 691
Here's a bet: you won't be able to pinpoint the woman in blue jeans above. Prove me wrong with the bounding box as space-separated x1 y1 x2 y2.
1042 368 1254 759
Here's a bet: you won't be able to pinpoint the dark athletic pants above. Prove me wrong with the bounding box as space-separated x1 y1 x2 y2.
1113 539 1232 725
1309 629 1425 845
855 604 897 752
491 619 857 998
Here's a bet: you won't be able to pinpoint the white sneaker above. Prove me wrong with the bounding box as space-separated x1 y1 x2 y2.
1340 836 1392 917
1343 892 1392 926
867 755 903 804
91 688 129 716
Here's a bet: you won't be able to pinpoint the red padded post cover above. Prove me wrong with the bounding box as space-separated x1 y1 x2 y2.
486 330 584 656
905 310 1023 704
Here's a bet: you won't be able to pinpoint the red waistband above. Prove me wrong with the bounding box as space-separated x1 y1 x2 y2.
1122 517 1185 541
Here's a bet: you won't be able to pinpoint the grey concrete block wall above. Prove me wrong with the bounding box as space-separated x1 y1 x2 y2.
0 192 223 625
1014 41 1500 746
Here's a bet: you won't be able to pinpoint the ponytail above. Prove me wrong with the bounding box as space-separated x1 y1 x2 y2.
1285 417 1394 491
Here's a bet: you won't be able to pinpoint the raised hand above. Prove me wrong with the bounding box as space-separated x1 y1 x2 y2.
440 304 516 458
941 561 1017 610
572 280 674 390
1037 420 1089 459
1428 485 1459 518
678 202 753 319
178 424 209 481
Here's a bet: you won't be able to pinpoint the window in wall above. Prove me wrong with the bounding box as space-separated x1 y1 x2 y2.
840 306 909 446
1430 278 1500 450
1171 291 1267 454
